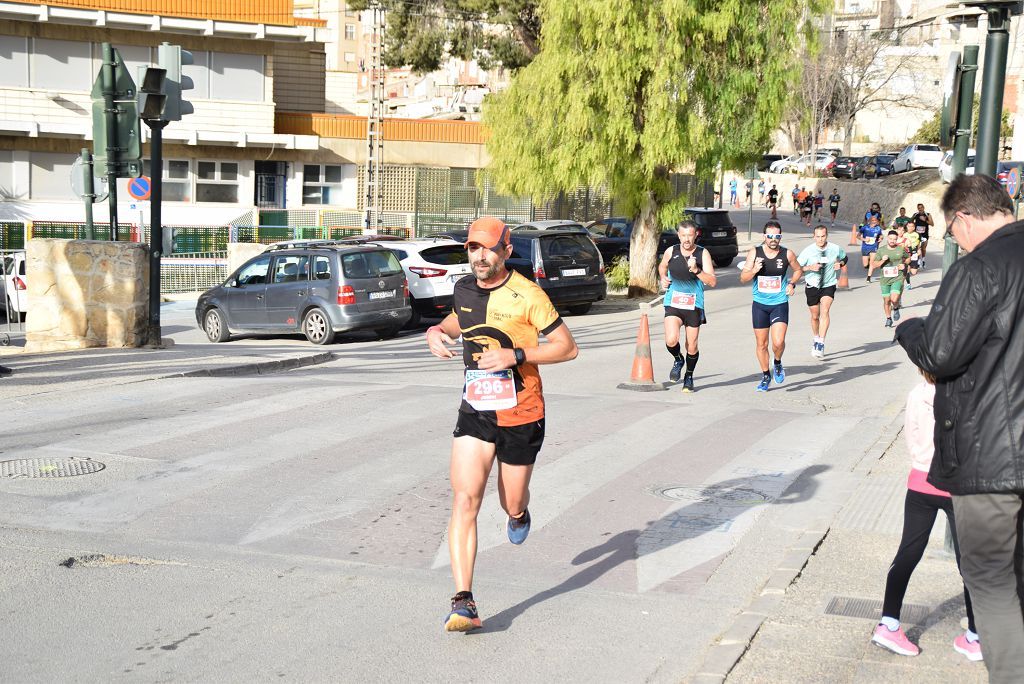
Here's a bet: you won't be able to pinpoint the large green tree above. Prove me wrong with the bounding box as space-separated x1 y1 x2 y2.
348 1 540 73
484 0 828 296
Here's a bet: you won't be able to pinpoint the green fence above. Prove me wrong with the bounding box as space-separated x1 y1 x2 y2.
0 222 26 250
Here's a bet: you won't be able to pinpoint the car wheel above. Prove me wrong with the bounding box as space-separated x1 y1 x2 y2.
376 326 401 340
302 307 335 345
7 298 25 323
404 300 422 329
203 307 230 343
713 257 734 268
567 303 593 315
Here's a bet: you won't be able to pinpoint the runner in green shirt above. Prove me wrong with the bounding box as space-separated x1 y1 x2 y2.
873 230 908 327
891 207 912 231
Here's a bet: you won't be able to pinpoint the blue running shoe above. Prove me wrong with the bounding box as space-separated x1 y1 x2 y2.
444 594 482 632
892 306 901 322
773 364 785 384
756 376 770 392
507 508 531 545
681 374 695 393
669 358 684 382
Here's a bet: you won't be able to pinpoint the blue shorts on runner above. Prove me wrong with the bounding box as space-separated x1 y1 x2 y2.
752 301 789 329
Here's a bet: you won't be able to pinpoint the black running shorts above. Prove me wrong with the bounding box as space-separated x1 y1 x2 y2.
664 305 707 327
805 285 837 307
454 411 545 466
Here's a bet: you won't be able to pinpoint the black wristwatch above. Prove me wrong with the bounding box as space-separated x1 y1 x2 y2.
513 347 527 366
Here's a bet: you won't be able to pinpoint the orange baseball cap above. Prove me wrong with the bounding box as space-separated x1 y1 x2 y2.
465 216 510 249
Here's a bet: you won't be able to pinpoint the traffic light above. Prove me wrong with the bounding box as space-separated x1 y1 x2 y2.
162 226 177 256
137 66 167 121
91 44 141 177
158 43 194 121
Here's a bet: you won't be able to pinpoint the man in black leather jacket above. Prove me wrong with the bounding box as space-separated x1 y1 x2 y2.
896 174 1024 682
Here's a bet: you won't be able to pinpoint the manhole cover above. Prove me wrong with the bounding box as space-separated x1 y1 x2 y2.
0 457 105 479
649 484 772 506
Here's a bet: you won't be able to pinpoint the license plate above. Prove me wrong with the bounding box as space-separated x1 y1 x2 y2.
562 268 586 277
369 289 396 300
712 231 727 238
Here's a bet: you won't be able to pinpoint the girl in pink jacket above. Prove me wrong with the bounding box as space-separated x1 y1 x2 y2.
871 373 981 662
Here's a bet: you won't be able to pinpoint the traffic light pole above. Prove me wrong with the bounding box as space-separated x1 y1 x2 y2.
145 119 167 346
101 43 120 241
81 148 96 240
945 46 979 275
975 5 1012 177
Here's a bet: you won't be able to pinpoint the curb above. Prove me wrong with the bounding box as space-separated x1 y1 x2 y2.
692 410 907 682
160 352 336 379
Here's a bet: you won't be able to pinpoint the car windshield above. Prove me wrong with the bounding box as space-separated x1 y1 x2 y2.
342 250 403 278
420 245 468 265
539 234 600 261
589 220 630 237
836 157 853 163
917 145 940 152
876 155 895 163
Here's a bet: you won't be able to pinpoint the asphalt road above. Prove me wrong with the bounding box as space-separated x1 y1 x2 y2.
0 209 937 682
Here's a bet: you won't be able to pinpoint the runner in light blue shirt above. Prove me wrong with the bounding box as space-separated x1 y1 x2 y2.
796 224 848 359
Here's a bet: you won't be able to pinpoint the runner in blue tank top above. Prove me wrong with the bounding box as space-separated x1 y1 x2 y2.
740 220 803 392
658 220 717 392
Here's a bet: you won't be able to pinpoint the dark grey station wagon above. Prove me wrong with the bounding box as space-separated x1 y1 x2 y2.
196 241 411 345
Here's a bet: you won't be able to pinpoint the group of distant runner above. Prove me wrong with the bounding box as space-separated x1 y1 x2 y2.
659 197 936 394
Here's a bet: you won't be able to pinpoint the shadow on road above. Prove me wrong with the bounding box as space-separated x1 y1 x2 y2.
476 465 830 633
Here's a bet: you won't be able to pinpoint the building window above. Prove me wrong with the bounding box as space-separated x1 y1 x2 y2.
30 152 77 199
142 159 191 202
345 23 357 40
303 164 344 205
31 38 90 91
196 161 240 203
0 35 29 87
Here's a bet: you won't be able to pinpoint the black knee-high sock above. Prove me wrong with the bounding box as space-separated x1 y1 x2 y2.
685 352 699 375
667 343 682 361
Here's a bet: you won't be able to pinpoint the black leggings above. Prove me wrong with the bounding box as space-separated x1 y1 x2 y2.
882 489 976 632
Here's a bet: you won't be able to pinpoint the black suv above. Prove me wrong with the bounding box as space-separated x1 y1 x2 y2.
588 208 739 268
435 229 607 314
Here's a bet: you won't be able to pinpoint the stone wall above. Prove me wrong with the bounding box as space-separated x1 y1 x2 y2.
25 239 149 352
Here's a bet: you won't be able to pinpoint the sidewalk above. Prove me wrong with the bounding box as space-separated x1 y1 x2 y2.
724 425 987 683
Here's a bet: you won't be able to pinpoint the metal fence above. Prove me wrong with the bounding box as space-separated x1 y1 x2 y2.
160 252 229 295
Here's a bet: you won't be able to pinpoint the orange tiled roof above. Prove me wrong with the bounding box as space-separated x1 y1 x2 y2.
5 0 325 27
276 112 487 144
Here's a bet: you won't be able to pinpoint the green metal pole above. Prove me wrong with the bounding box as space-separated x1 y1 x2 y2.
945 46 979 276
101 43 120 241
81 148 95 240
975 7 1010 178
746 166 753 241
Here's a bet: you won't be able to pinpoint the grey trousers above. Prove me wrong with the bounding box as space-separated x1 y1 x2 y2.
952 492 1024 683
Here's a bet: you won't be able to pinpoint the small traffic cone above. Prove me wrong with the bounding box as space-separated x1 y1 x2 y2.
848 225 859 246
617 307 666 392
837 264 850 289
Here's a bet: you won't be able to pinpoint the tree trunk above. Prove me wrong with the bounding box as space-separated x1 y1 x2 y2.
627 191 660 298
843 117 855 155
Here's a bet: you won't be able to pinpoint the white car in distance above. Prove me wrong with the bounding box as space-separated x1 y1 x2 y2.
374 238 472 327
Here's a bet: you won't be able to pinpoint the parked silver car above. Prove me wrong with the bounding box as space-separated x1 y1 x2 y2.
195 241 411 345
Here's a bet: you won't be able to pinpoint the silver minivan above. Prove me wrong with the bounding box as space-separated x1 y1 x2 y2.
195 242 411 345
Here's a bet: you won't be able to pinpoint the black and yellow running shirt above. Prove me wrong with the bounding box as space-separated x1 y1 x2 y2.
454 270 562 426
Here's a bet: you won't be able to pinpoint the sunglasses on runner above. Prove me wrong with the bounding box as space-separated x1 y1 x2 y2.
765 233 782 239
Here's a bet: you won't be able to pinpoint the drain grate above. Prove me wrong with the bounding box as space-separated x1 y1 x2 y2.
824 596 932 624
0 457 105 479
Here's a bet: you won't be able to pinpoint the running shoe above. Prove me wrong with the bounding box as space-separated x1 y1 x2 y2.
507 508 531 545
810 341 818 357
885 317 893 328
871 624 919 656
756 376 770 392
818 342 826 359
953 633 983 662
681 375 694 393
669 358 684 383
906 280 912 290
866 275 872 283
773 363 785 384
892 306 901 322
444 595 482 632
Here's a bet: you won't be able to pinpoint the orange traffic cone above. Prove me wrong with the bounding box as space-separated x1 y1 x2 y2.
617 308 666 392
837 264 850 289
848 225 859 246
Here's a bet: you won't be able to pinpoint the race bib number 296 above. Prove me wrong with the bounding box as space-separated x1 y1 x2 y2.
464 370 517 411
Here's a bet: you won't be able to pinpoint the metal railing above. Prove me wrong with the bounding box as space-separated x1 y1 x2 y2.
160 251 228 295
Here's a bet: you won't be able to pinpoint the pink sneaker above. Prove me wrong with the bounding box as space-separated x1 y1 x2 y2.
953 633 983 662
871 624 920 656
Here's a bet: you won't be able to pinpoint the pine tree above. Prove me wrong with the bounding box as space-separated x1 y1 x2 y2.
484 0 828 295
